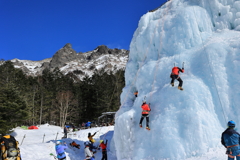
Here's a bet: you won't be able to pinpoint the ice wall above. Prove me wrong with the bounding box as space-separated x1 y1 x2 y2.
114 0 240 159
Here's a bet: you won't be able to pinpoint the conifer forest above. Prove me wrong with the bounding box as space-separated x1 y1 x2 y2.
0 61 125 135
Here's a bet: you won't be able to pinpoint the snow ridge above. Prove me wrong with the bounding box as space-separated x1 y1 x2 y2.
10 44 129 80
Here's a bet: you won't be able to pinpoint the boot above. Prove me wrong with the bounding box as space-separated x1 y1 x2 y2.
171 83 174 87
139 124 142 128
178 86 183 90
146 127 150 130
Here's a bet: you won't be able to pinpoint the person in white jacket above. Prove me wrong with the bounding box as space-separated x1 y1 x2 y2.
84 142 95 160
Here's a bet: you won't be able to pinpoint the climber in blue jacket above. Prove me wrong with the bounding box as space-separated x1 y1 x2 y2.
55 140 68 160
221 120 240 160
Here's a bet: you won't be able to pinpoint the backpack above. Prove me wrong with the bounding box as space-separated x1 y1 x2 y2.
0 135 21 160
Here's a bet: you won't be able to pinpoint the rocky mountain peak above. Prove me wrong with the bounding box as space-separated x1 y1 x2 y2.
10 44 129 80
49 43 77 69
96 45 108 54
63 43 72 49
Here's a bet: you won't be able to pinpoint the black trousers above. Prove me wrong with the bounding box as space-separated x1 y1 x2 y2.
101 150 107 160
139 114 149 127
171 75 183 87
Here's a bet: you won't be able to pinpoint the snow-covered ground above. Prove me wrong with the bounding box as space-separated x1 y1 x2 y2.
11 124 228 160
13 124 115 160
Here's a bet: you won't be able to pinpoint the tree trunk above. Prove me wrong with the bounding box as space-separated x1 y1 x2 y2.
39 92 43 125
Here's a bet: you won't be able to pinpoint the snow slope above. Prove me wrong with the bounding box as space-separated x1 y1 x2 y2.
114 0 240 159
11 124 227 160
13 124 115 160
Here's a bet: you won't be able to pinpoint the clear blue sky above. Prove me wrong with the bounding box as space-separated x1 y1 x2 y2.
0 0 166 61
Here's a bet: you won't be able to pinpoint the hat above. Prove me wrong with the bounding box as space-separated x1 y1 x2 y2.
56 140 62 145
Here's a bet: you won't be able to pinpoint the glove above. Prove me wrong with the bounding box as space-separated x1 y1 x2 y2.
98 148 100 150
106 139 108 142
182 68 185 73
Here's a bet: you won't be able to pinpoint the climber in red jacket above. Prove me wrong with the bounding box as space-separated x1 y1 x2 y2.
170 66 184 90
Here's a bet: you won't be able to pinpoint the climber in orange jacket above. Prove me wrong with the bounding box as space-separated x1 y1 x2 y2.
139 101 151 130
170 66 184 90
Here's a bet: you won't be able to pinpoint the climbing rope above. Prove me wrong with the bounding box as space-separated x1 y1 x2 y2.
192 4 227 123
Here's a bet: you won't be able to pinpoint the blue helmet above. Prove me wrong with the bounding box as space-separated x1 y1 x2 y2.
228 120 236 127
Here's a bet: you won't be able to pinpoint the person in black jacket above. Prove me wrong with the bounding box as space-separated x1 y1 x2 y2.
221 120 240 160
63 126 68 138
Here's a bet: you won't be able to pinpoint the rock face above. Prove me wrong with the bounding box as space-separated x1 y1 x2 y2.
10 43 129 80
49 43 78 69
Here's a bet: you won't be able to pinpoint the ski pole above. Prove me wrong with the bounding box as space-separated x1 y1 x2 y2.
20 134 26 146
182 62 184 69
55 132 58 140
42 134 45 143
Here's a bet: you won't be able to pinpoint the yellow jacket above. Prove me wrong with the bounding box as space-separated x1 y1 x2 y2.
88 132 96 143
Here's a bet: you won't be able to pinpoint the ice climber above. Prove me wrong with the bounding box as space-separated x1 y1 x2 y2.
139 100 151 130
170 66 184 90
55 140 68 160
88 132 98 152
221 120 240 160
99 139 108 160
84 142 95 160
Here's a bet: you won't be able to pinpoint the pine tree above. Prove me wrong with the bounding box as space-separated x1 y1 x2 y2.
0 86 28 135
